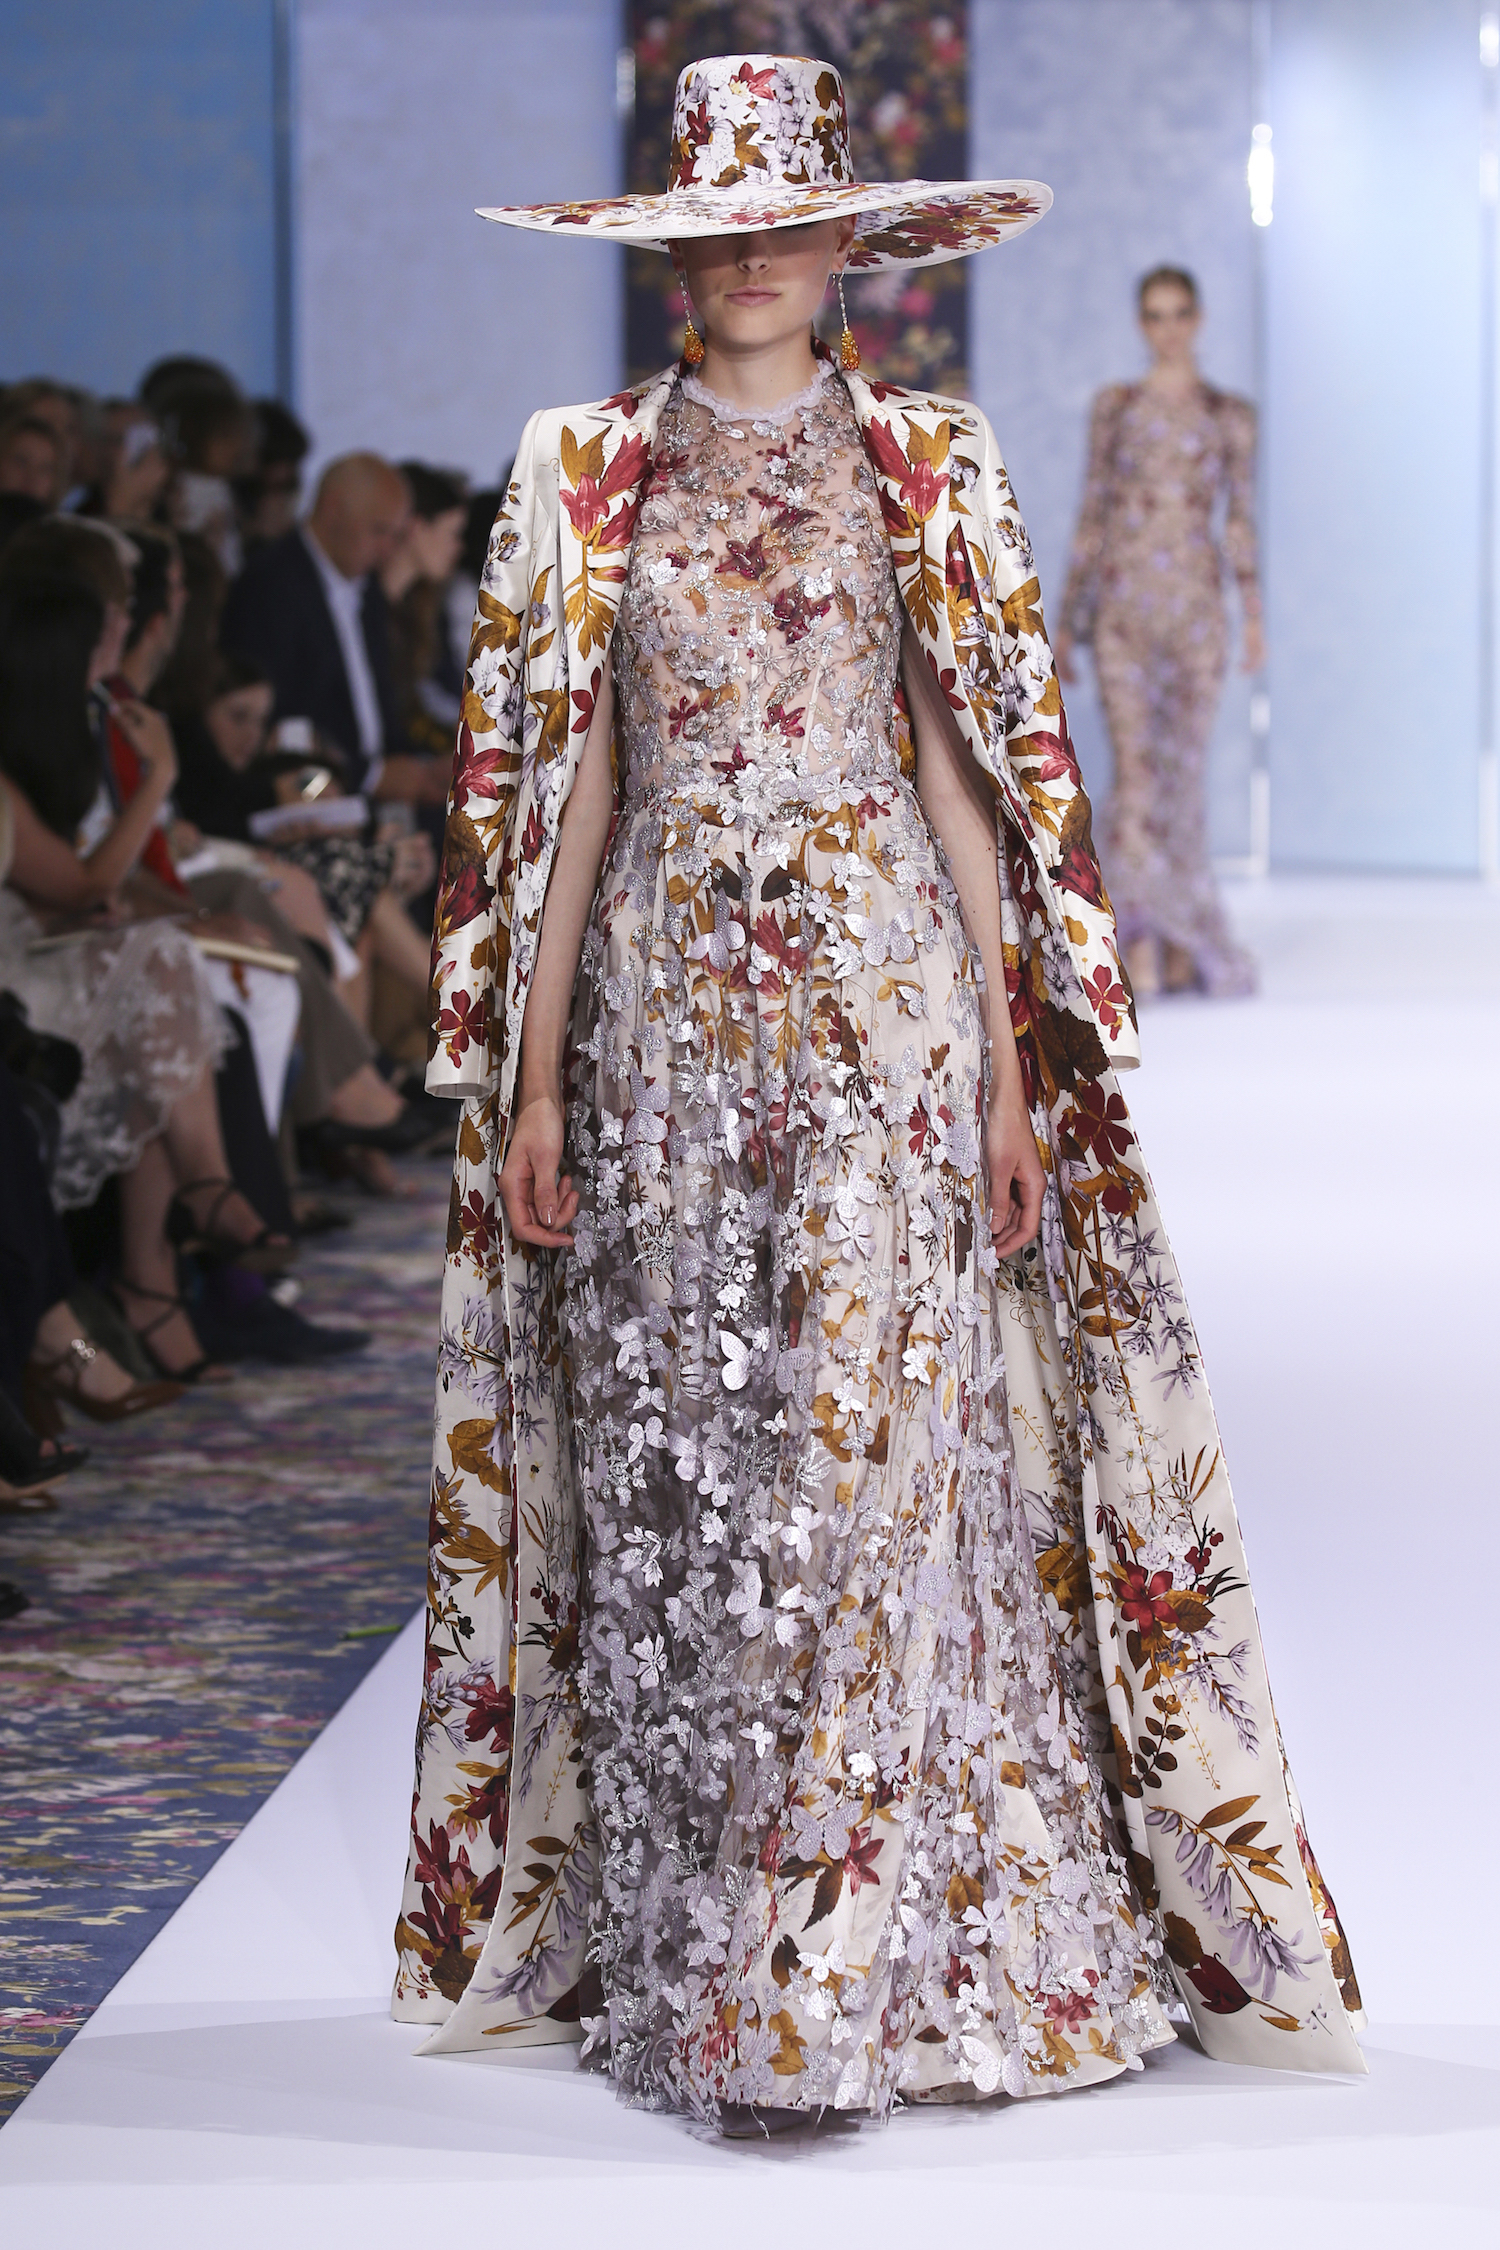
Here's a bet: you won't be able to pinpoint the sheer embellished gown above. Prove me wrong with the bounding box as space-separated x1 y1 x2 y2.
561 364 1175 2121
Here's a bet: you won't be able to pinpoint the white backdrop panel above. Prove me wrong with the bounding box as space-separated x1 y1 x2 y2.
1264 0 1482 872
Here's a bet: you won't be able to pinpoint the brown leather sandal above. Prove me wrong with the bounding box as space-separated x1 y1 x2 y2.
23 1331 184 1434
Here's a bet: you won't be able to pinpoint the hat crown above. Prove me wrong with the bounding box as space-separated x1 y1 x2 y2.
667 54 854 197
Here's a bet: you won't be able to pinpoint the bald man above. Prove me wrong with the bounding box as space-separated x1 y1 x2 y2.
224 449 431 799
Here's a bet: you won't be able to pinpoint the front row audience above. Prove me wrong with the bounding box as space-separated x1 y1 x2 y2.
0 354 482 1619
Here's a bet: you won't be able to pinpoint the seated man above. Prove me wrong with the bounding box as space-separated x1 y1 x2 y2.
223 452 447 811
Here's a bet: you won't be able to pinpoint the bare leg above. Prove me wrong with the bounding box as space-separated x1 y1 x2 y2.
326 1061 405 1128
367 888 432 1000
116 1137 225 1378
159 1064 290 1250
343 930 374 1029
32 1302 141 1407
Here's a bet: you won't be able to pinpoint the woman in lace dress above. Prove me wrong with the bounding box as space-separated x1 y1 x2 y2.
397 52 1365 2132
498 229 1176 2120
1055 267 1261 998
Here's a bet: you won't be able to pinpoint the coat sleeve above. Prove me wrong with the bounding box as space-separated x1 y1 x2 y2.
968 406 1139 1067
425 411 546 1101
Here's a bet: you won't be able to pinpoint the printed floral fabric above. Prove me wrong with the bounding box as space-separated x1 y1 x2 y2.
482 51 1047 272
1061 381 1260 996
393 354 1365 2092
563 369 1171 2113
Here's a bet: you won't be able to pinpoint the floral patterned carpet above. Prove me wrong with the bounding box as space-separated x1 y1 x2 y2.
0 1169 446 2123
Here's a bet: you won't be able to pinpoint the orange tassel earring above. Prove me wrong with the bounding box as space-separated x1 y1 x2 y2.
837 271 860 370
679 273 705 367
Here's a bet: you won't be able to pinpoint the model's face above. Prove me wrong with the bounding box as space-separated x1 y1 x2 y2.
1140 282 1201 363
674 218 855 355
208 682 274 770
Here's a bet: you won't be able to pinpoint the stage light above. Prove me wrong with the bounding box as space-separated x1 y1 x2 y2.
1482 12 1499 69
1248 122 1274 228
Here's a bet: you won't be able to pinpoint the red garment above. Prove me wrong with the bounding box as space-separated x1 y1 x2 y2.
103 676 186 895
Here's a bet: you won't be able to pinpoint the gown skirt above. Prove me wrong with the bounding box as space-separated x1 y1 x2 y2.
562 757 1175 2121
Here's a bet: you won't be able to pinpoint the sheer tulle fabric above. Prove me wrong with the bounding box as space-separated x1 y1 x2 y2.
562 372 1172 2119
0 892 226 1208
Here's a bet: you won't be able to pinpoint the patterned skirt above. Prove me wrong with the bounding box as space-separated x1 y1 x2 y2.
563 764 1173 2121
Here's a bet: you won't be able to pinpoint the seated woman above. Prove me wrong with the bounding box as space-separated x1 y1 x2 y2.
107 529 431 1161
0 568 292 1383
173 651 435 1035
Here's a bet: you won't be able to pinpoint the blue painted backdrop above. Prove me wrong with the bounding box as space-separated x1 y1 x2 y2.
0 0 278 398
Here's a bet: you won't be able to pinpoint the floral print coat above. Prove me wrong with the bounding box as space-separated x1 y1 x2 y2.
394 353 1365 2079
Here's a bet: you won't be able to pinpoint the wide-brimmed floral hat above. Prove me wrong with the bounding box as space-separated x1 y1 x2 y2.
478 53 1050 271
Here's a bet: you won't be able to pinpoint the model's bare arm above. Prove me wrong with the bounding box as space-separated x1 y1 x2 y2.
902 625 1044 1254
500 667 616 1248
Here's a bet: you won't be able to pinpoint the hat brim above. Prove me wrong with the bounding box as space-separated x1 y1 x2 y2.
475 178 1051 270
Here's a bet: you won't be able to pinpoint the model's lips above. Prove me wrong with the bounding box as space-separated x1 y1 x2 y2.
725 287 779 304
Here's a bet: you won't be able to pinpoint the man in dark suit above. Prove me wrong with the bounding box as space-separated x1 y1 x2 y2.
223 452 447 809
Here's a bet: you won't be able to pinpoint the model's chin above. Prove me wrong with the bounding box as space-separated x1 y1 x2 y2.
701 306 816 350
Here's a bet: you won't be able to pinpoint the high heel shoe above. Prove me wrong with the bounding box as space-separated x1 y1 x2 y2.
109 1283 231 1387
165 1177 296 1275
22 1333 183 1434
0 1385 88 1508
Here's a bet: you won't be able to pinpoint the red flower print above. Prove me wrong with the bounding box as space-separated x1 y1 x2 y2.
843 1825 883 1895
1069 1081 1132 1165
462 1675 513 1754
1081 965 1127 1030
923 649 966 712
561 432 649 545
903 457 948 521
863 418 949 523
1187 1955 1253 2014
733 61 779 97
1119 1565 1175 1630
450 722 508 810
717 532 773 585
458 1190 501 1260
1043 1969 1099 2032
571 664 602 737
1027 726 1083 787
770 581 831 643
437 988 487 1059
436 860 494 935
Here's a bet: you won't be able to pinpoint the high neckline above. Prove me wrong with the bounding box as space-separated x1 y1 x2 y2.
681 361 834 426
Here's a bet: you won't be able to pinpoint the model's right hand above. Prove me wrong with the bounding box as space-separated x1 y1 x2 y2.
1052 629 1077 687
499 1093 578 1248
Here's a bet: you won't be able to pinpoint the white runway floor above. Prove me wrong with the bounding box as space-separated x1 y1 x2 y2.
3 877 1498 2244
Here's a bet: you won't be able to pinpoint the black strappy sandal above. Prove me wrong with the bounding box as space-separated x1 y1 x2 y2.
110 1282 232 1387
0 1386 87 1510
165 1177 296 1275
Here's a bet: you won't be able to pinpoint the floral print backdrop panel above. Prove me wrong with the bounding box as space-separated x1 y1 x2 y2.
626 2 970 391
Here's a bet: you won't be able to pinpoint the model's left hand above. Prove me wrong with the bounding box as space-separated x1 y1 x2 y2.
985 1088 1046 1256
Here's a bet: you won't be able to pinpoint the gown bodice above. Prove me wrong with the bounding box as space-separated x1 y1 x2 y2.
613 364 903 806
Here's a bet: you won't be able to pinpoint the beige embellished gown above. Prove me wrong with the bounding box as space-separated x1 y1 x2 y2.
563 364 1174 2120
1061 381 1260 997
